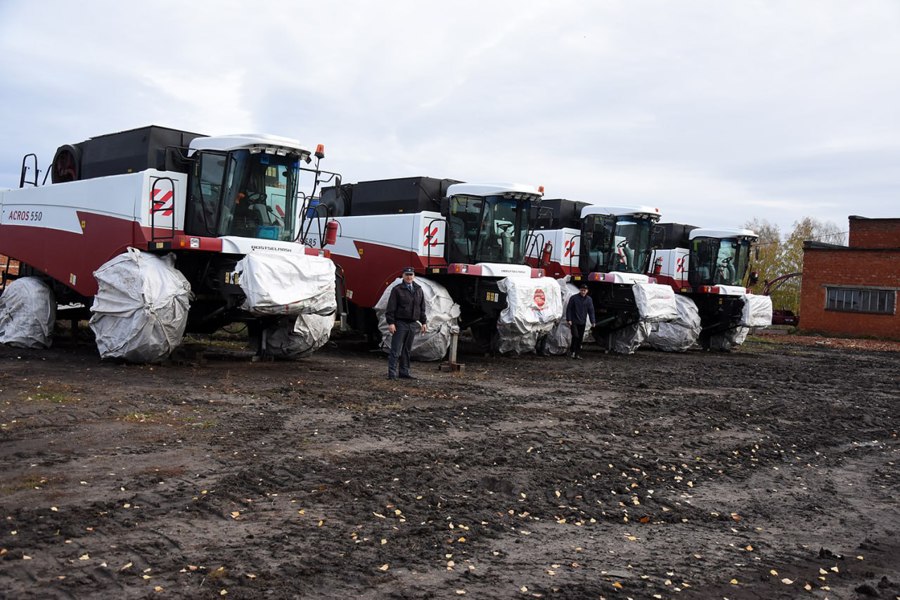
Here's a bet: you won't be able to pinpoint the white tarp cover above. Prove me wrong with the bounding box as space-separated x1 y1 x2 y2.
741 293 774 327
496 276 563 354
709 326 751 351
237 252 336 317
646 295 701 352
376 277 461 361
263 313 334 358
633 283 679 322
0 277 56 349
708 294 770 351
542 280 587 355
89 248 192 362
612 321 652 354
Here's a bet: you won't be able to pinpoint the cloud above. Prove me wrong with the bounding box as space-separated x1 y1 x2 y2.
1 0 898 236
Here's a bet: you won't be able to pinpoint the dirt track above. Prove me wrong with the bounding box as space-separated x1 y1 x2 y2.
1 333 898 599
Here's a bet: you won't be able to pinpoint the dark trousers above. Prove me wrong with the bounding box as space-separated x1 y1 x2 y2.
569 322 587 356
388 320 416 377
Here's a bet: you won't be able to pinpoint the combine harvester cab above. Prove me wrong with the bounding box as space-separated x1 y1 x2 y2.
528 201 677 354
652 224 773 350
325 177 561 357
0 126 341 362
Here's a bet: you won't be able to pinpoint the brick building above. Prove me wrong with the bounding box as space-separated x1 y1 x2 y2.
799 216 900 339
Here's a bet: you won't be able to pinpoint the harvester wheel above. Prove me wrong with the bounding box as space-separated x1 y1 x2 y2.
89 250 191 363
470 323 499 355
0 277 56 349
260 314 334 359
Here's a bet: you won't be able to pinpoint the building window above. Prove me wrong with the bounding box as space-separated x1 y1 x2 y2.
825 287 896 315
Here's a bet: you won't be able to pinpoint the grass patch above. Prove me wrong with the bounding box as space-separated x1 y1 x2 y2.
120 409 218 429
0 474 59 493
183 415 218 429
342 401 404 412
121 412 160 423
22 382 81 404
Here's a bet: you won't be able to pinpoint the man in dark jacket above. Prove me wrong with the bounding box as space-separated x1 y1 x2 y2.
385 267 427 379
566 283 596 359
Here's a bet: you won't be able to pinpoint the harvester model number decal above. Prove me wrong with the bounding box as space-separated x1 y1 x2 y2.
7 210 43 222
423 225 439 247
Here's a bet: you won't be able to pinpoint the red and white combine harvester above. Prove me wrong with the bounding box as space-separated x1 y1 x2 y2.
0 126 340 361
320 177 562 359
651 224 772 350
527 199 678 354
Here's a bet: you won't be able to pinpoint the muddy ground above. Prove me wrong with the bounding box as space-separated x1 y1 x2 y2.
0 331 897 600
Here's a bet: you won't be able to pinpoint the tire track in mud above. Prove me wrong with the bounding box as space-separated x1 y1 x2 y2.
1 341 897 598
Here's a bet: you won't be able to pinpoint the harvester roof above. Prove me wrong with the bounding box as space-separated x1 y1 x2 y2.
189 133 310 158
446 182 543 199
689 227 758 241
580 204 661 220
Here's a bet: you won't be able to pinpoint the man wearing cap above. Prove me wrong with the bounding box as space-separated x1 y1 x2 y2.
385 268 427 379
566 283 596 359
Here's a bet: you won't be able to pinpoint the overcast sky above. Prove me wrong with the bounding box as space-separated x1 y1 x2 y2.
1 0 897 238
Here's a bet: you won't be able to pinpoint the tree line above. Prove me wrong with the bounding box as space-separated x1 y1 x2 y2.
743 217 846 315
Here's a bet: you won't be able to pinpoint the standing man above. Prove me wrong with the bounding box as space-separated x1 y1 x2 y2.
385 267 427 379
566 283 596 359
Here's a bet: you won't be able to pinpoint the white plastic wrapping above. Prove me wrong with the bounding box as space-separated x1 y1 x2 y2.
237 252 336 317
709 326 751 351
0 277 56 349
646 295 701 352
496 276 564 354
612 321 652 354
89 248 192 362
741 293 773 327
633 283 678 322
542 280 581 355
376 277 461 362
263 313 334 358
708 294 770 351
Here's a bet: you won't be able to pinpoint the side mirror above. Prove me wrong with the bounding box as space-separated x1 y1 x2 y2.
749 271 759 285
